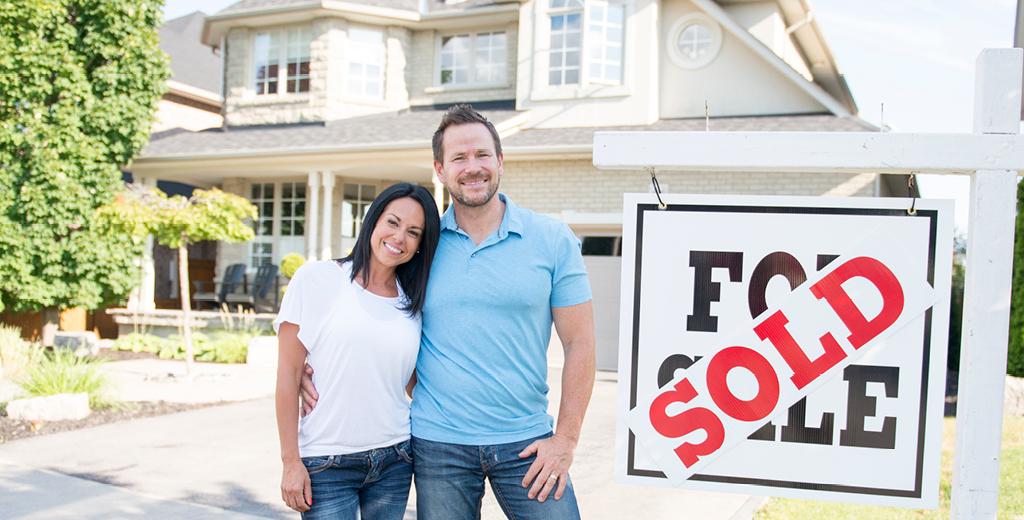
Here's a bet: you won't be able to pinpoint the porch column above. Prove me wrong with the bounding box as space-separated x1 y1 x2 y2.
127 175 156 311
306 170 320 261
320 171 335 259
432 173 445 216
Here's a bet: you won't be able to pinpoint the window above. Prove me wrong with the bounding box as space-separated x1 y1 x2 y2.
250 183 275 266
280 182 306 237
587 3 624 83
253 27 311 95
439 31 507 86
248 182 307 268
667 14 722 70
347 27 385 99
581 236 622 256
547 0 624 87
341 184 377 238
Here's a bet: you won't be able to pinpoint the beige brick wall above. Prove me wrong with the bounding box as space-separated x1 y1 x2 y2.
501 159 880 215
408 23 518 106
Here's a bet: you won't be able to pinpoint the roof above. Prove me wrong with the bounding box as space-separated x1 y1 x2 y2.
159 12 222 95
139 109 874 159
215 0 504 15
503 114 875 147
140 106 520 158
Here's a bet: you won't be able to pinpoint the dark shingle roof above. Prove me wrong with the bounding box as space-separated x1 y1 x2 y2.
160 12 222 94
140 107 520 158
503 114 876 147
140 112 875 159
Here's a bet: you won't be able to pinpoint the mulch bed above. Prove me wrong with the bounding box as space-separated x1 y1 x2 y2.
0 400 216 445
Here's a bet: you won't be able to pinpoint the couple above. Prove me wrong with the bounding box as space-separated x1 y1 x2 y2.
275 104 596 519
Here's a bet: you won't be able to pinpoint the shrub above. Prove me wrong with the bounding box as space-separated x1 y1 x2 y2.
281 253 306 279
18 348 114 409
1010 179 1024 377
112 331 253 364
0 324 31 379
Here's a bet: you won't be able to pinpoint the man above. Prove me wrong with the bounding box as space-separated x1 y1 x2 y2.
301 104 596 519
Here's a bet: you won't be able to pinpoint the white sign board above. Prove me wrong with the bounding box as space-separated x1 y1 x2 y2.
615 194 953 508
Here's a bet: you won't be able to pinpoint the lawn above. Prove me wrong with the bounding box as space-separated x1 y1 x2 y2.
756 415 1024 519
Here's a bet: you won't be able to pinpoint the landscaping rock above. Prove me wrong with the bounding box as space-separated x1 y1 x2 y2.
246 336 277 367
5 393 90 421
1006 376 1024 417
53 332 100 357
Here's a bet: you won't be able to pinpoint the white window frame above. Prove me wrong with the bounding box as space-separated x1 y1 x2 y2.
433 29 509 90
586 1 625 85
666 13 722 70
345 26 386 101
246 180 308 269
250 26 312 98
533 0 630 100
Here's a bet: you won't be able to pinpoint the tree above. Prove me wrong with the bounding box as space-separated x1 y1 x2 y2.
99 187 256 374
1009 179 1024 377
0 1 168 338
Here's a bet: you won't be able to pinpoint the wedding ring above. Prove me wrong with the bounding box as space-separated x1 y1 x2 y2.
548 474 558 481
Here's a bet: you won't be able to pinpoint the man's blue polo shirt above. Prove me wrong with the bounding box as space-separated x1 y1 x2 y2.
411 194 592 445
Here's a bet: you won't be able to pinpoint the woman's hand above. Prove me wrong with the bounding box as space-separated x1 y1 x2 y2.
281 459 312 512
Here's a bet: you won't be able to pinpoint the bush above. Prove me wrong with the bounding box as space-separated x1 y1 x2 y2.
18 348 114 409
1010 179 1024 377
281 253 306 279
112 331 254 364
0 324 31 379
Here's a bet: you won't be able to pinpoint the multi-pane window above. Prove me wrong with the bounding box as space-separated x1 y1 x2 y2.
250 183 274 266
547 0 625 87
280 183 306 237
253 27 311 95
440 34 470 85
548 2 582 86
341 184 377 238
676 23 713 61
440 31 507 86
347 27 386 99
587 3 624 83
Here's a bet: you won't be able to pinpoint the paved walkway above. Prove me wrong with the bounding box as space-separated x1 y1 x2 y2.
0 359 760 519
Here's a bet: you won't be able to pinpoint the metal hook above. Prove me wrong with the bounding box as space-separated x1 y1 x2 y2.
645 166 668 210
705 100 710 132
907 172 918 216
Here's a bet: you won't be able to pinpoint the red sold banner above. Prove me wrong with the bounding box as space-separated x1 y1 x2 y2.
617 194 952 508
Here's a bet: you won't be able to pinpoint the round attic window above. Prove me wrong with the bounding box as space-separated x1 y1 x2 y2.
667 13 723 70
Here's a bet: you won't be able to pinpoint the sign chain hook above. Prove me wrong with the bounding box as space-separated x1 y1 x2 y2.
645 166 668 210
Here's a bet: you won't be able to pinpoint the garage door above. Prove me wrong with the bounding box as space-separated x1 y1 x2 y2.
583 255 622 371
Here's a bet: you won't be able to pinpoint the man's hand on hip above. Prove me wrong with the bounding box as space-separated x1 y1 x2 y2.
298 363 318 416
519 433 577 502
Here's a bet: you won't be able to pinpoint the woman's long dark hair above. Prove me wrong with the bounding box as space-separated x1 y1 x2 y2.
338 182 440 316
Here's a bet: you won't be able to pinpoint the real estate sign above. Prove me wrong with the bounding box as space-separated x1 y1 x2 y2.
615 194 953 508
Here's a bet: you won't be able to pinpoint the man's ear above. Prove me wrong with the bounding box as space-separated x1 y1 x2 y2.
433 160 445 182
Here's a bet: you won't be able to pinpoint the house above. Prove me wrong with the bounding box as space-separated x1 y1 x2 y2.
129 0 911 362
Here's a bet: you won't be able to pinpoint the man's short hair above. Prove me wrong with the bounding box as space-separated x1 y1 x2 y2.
432 104 503 164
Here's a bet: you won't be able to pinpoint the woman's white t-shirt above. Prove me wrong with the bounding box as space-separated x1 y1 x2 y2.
273 260 421 457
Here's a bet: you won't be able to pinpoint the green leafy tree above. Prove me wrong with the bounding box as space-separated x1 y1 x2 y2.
0 1 168 332
100 187 256 374
1010 179 1024 377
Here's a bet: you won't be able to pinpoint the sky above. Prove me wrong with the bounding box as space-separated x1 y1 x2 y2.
163 0 1021 232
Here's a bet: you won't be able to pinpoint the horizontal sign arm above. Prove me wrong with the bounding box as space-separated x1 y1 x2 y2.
592 131 1024 175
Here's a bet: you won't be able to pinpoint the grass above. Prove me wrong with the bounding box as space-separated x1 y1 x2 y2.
756 415 1024 519
16 347 116 410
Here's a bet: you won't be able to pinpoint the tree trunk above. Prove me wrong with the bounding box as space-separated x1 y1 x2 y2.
40 307 59 347
178 244 194 376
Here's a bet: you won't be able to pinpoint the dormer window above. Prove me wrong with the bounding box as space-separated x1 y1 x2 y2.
253 27 311 95
438 31 507 87
547 0 624 86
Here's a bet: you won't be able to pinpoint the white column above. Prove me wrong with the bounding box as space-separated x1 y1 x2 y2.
306 170 320 261
320 171 335 259
127 175 157 311
432 171 445 216
952 48 1023 520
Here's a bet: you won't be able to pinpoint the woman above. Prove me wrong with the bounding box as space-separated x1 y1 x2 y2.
275 182 440 519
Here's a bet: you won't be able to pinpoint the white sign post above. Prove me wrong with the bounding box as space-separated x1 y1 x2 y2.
594 49 1023 517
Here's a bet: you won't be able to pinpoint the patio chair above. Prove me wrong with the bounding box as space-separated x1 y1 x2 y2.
192 263 246 310
225 263 280 312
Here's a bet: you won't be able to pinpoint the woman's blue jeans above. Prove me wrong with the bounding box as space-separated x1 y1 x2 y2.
412 433 581 520
300 439 413 520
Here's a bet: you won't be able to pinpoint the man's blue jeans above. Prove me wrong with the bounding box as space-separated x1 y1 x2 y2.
412 433 581 520
300 439 413 520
